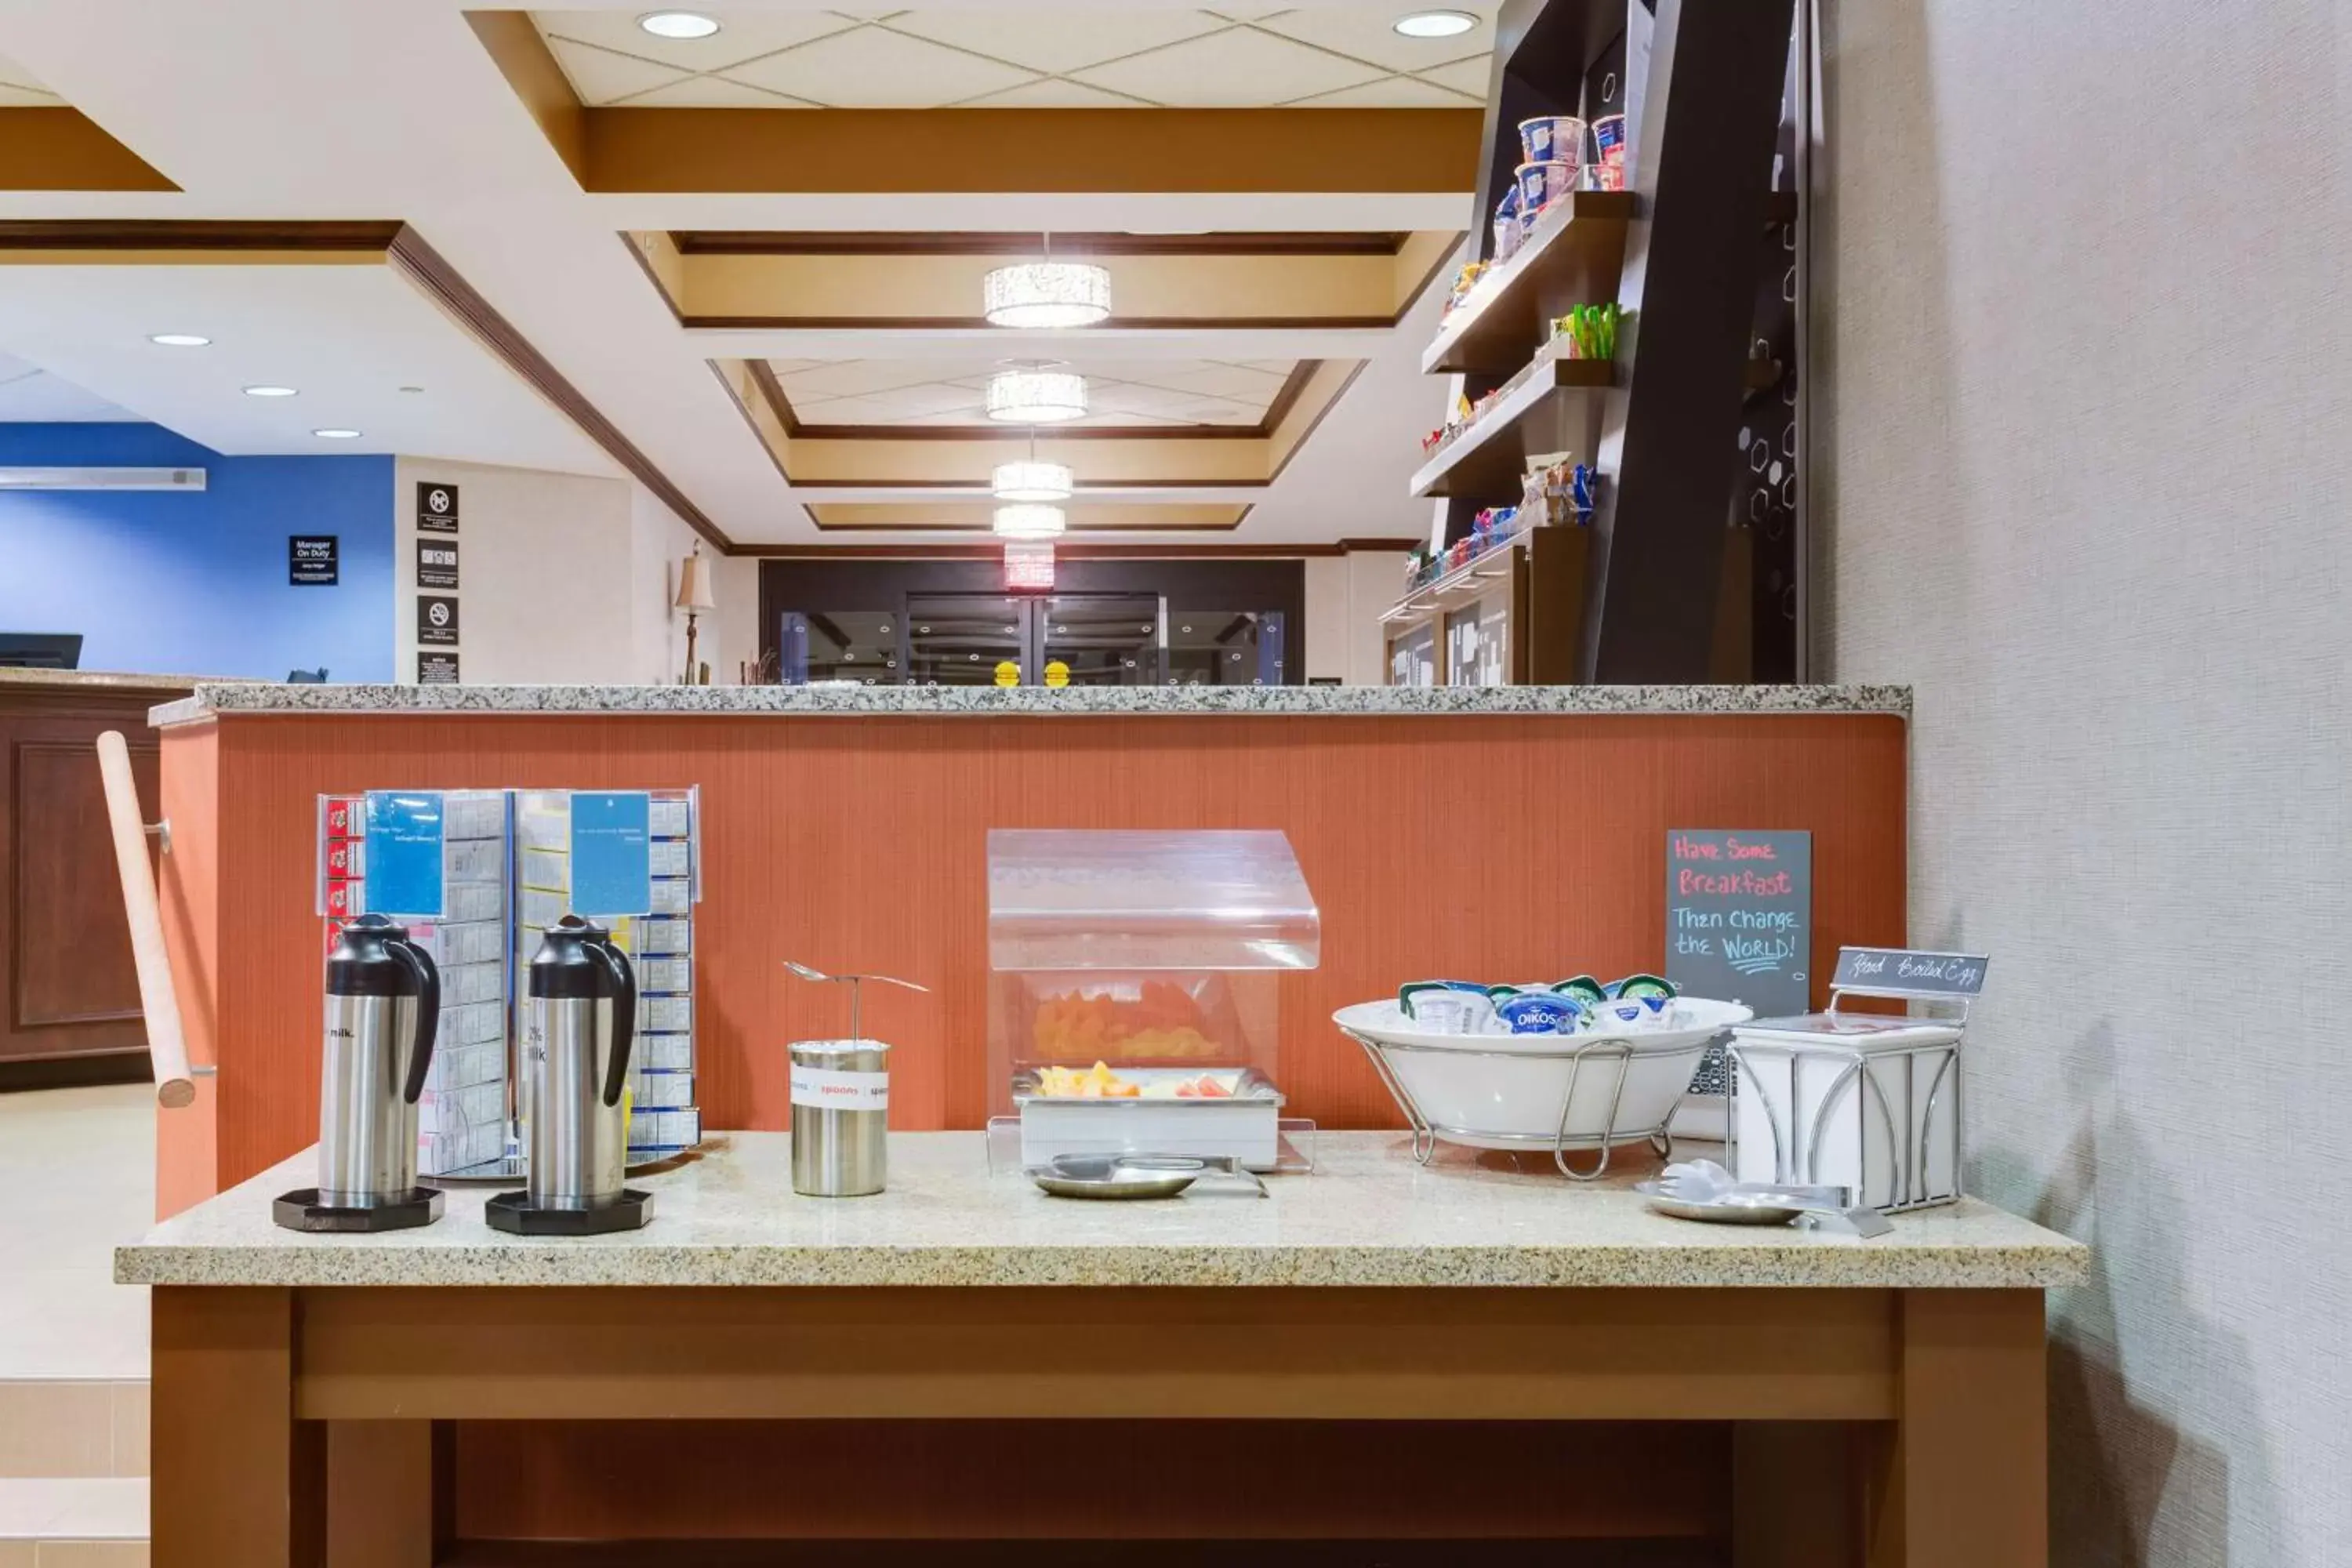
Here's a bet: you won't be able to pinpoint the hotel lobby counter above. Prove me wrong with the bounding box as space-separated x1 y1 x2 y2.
149 680 1913 725
120 1131 2084 1290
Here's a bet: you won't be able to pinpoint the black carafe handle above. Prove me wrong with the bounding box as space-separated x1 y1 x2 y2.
390 938 441 1105
594 938 636 1109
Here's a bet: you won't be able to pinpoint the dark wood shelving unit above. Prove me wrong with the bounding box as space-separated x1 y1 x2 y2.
1420 0 1799 683
1420 191 1634 376
1381 528 1589 688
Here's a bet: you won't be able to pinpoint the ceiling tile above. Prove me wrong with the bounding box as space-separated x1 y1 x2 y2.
0 49 59 100
858 382 993 420
880 9 1232 77
620 74 815 107
1412 53 1493 96
1070 25 1385 107
532 12 864 73
1283 74 1482 107
723 27 1040 108
789 394 909 426
956 77 1151 107
542 36 691 106
0 355 132 421
1250 6 1500 74
775 360 963 397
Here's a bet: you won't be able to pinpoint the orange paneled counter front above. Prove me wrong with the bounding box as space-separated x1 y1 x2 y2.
147 682 1911 1214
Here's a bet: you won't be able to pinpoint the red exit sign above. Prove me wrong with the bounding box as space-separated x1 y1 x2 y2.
1004 541 1055 590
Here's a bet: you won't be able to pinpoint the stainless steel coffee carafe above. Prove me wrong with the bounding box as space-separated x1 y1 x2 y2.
276 914 443 1232
521 916 639 1213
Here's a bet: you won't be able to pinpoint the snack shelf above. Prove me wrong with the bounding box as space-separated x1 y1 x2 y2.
1421 190 1635 376
1410 350 1616 501
1381 528 1538 622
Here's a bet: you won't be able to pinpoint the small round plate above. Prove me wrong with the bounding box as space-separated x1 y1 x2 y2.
1634 1181 1801 1225
1029 1155 1205 1201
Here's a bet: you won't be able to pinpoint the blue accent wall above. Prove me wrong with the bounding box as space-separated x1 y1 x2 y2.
0 423 394 679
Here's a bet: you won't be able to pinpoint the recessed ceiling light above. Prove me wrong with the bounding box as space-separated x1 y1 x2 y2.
242 385 298 397
148 333 210 347
312 428 362 440
638 10 720 38
1393 9 1479 38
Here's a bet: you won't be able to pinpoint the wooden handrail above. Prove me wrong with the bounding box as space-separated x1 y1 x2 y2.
96 730 200 1108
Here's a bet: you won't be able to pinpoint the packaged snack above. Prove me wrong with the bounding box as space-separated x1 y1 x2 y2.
1610 973 1678 1000
1399 980 1494 1034
1554 975 1609 1007
1592 993 1673 1033
1497 992 1586 1035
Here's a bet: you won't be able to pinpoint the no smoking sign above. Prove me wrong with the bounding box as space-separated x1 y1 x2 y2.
417 594 460 645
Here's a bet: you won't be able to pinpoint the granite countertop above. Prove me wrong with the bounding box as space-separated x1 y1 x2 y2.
151 682 1911 727
0 667 217 692
118 1131 2083 1290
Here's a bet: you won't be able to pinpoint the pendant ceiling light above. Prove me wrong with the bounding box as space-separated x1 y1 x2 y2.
986 367 1087 423
992 458 1073 502
983 260 1112 328
993 503 1067 540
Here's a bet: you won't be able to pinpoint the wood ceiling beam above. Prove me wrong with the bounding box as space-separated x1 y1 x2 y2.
580 107 1480 194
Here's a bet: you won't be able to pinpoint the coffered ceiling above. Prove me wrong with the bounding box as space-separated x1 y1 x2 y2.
765 357 1298 428
0 0 1483 548
532 7 1496 108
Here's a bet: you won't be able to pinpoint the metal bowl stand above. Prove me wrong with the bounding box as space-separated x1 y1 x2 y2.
1338 1025 1686 1180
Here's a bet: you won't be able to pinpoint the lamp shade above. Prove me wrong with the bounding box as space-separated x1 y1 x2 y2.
982 262 1111 328
992 459 1073 502
673 549 716 611
985 368 1087 423
993 503 1067 540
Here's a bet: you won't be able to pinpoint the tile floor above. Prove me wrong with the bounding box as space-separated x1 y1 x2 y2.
0 1479 147 1563
0 1086 155 1565
0 1085 153 1383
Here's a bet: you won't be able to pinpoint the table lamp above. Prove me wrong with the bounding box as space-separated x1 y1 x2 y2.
673 543 715 683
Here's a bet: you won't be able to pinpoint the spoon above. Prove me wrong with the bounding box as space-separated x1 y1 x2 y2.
782 960 928 1043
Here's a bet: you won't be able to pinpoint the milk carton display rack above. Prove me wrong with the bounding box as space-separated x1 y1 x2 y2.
317 786 704 1180
1726 947 1987 1214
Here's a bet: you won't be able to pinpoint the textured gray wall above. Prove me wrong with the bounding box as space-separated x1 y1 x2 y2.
1815 2 2349 1563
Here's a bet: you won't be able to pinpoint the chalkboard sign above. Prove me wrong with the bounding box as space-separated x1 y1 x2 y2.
1667 829 1810 1105
1831 947 1987 998
1665 829 1812 1014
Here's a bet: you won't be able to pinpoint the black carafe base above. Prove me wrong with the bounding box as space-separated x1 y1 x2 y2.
274 1186 443 1232
485 1189 653 1236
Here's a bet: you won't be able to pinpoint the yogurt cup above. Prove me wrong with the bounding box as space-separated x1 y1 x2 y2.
1516 114 1588 167
1591 114 1628 189
1513 160 1576 217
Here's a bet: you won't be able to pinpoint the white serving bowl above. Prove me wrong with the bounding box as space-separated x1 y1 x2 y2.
1333 998 1753 1151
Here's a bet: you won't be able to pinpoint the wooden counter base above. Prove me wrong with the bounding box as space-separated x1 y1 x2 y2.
152 1283 2045 1567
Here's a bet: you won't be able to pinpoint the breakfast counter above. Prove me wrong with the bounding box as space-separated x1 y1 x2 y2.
124 1131 2081 1566
145 683 1913 1220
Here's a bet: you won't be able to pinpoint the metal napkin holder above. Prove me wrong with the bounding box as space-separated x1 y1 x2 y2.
1726 948 1987 1214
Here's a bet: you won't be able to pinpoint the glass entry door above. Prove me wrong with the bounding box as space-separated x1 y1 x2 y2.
898 593 1165 686
1036 593 1162 686
904 593 1028 686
